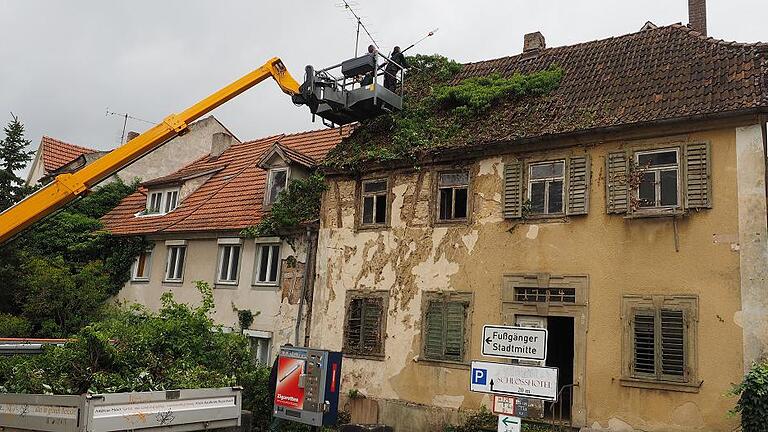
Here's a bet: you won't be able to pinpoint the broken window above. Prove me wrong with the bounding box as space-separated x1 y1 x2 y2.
422 293 471 363
361 179 388 226
164 245 186 282
266 168 288 206
217 244 241 284
246 333 271 365
254 243 281 285
132 248 153 281
635 149 679 208
344 294 387 357
622 295 697 387
528 160 565 215
437 171 469 221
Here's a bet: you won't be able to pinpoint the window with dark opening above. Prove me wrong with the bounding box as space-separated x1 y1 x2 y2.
361 179 388 226
217 244 241 284
254 244 280 285
528 161 565 215
266 168 288 206
165 245 186 282
437 172 469 221
627 301 690 383
636 149 679 208
344 296 385 357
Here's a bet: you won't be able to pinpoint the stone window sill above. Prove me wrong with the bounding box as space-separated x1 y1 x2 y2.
415 356 470 370
619 377 701 393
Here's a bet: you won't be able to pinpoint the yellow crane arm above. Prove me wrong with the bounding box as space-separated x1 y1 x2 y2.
0 57 301 244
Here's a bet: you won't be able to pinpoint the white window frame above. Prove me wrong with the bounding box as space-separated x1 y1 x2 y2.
634 148 681 209
143 187 181 216
164 241 187 282
361 178 388 227
265 167 289 206
244 330 273 365
527 160 566 215
131 247 153 282
253 239 281 287
436 171 470 222
216 238 243 285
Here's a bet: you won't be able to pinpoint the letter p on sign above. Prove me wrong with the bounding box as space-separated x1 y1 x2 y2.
471 368 487 385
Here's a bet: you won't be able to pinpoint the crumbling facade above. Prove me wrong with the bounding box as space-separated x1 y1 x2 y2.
309 23 768 431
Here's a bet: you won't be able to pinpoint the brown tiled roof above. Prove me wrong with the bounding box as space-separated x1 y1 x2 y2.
331 24 768 164
39 136 97 173
102 126 352 235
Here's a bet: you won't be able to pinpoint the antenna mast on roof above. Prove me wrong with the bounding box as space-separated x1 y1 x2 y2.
105 109 157 144
337 0 380 56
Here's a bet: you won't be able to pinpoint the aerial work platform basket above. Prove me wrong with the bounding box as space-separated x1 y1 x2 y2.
293 51 405 126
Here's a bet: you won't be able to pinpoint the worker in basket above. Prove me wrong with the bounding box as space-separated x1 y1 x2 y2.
360 45 377 86
384 45 407 91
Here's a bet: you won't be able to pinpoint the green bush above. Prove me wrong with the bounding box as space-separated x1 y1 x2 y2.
0 313 32 337
730 360 768 431
444 406 496 432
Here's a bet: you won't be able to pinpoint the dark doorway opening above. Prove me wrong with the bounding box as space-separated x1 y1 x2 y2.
545 316 574 422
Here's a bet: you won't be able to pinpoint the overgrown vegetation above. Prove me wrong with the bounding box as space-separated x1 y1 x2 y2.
323 55 563 172
730 360 768 431
241 173 327 239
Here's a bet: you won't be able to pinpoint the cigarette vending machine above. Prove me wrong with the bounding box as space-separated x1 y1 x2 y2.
272 346 343 427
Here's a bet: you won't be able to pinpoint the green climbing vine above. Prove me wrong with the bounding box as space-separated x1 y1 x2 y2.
322 55 563 172
240 173 327 239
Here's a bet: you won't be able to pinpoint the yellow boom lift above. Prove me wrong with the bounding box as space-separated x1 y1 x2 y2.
0 52 405 244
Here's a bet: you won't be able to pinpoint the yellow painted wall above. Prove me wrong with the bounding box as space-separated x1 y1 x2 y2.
310 128 744 431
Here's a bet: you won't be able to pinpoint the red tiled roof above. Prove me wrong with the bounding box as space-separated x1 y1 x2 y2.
102 126 352 235
40 136 96 173
328 24 768 166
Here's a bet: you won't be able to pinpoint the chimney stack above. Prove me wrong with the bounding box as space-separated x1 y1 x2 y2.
523 32 546 52
210 132 233 158
688 0 707 36
126 131 140 142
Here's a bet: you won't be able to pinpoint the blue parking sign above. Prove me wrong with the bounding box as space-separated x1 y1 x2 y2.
471 368 487 385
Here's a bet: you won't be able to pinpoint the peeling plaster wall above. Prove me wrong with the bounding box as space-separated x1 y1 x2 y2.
311 128 748 431
118 235 309 357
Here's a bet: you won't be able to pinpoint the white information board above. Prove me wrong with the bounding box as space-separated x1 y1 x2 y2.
497 415 521 432
482 325 547 361
470 360 558 401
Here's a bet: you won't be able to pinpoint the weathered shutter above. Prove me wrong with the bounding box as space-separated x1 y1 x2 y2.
345 299 363 354
443 302 465 362
566 155 591 215
684 142 711 209
606 151 629 214
503 161 523 218
361 298 383 355
660 309 686 378
632 310 656 376
424 301 445 360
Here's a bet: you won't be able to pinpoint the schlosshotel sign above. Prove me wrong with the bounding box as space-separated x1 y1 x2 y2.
470 361 559 401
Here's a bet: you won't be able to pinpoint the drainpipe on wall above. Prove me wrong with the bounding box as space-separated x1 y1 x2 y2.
294 226 318 347
761 115 768 230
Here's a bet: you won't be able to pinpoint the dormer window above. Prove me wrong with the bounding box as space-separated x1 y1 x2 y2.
266 168 288 206
145 187 180 215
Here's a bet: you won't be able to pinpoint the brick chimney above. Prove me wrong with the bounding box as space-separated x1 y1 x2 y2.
688 0 707 36
523 32 546 52
210 132 233 158
126 131 140 142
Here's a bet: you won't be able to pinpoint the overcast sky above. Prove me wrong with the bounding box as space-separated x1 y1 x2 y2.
1 0 766 175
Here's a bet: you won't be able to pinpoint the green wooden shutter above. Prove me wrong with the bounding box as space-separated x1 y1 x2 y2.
503 161 523 219
606 151 629 214
424 301 445 360
632 310 656 377
660 309 686 379
684 143 711 209
362 298 383 355
566 155 591 215
443 302 466 362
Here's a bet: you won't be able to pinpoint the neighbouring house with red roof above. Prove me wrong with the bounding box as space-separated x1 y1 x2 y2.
102 127 350 364
25 116 233 187
308 5 768 431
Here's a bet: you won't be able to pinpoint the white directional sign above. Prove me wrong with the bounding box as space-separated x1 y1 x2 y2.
482 325 547 361
470 360 558 401
497 415 521 432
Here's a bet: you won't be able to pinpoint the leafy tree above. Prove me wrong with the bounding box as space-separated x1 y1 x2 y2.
0 313 32 337
0 113 34 211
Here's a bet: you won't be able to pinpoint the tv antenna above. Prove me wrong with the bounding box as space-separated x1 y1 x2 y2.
337 0 380 56
105 109 157 144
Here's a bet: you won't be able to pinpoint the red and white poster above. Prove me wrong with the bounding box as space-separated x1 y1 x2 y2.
274 356 305 409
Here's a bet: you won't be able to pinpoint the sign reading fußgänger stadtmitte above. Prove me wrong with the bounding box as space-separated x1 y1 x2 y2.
482 325 547 361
